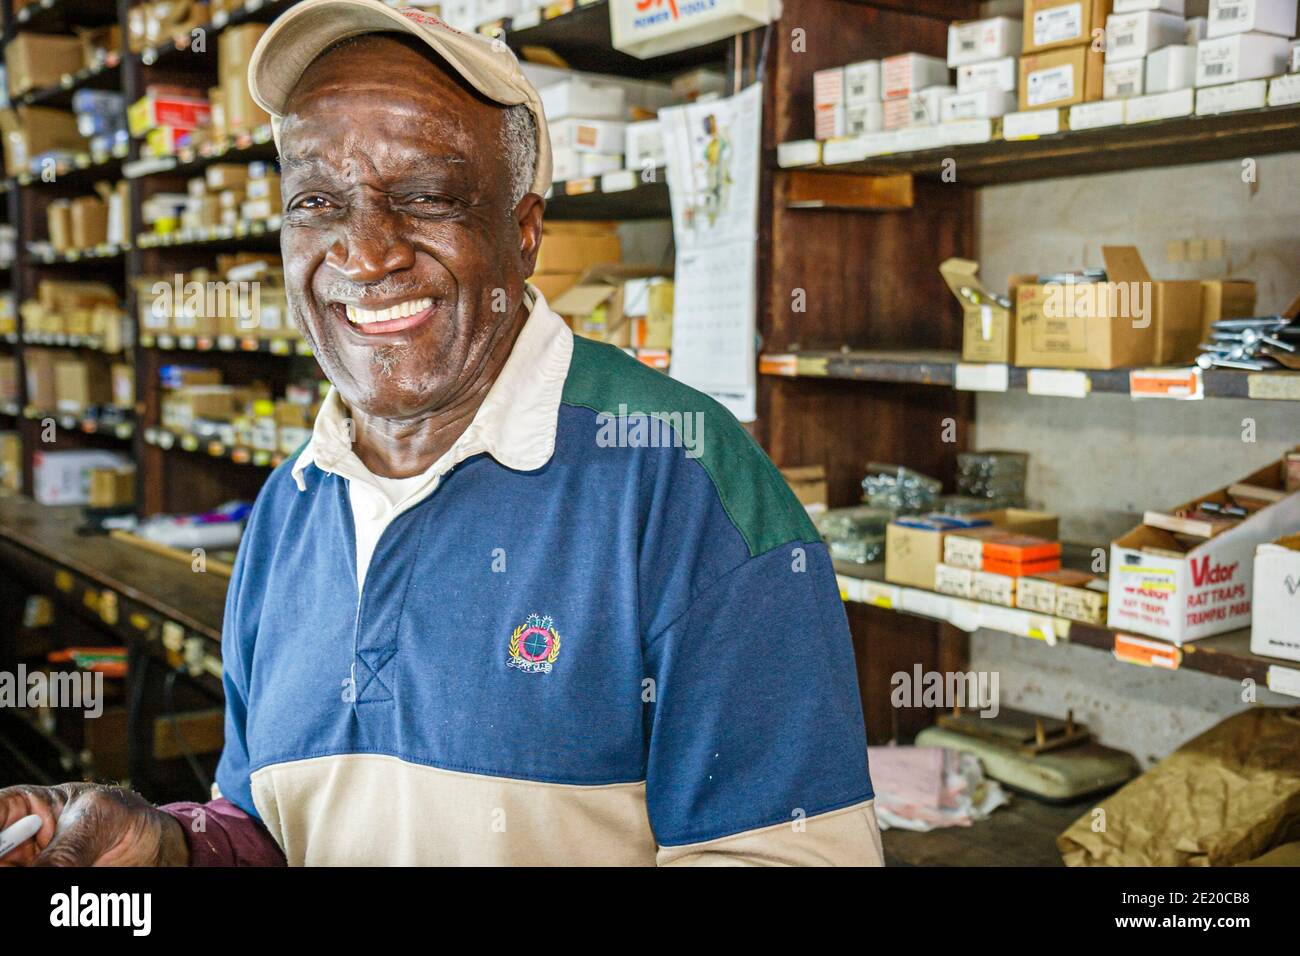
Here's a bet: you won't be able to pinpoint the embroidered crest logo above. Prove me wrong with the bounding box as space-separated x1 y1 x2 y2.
507 614 562 674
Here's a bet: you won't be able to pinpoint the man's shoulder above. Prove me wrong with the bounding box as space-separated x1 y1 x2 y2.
559 336 818 558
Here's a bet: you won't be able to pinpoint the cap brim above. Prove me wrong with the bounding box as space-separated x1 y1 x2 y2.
248 0 551 196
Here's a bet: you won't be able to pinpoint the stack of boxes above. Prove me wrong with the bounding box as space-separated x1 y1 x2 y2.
813 58 885 140
0 106 86 178
4 32 86 99
19 280 128 353
45 181 130 254
215 23 273 142
161 370 323 457
137 255 294 346
72 90 128 164
128 85 212 158
21 346 132 421
1011 0 1108 136
944 16 1022 123
1196 0 1296 113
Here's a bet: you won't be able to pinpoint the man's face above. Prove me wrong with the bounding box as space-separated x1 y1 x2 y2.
278 35 542 421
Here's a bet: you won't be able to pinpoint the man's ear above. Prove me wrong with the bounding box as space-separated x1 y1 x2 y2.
516 192 545 277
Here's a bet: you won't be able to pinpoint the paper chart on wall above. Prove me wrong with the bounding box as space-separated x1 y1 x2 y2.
660 82 762 422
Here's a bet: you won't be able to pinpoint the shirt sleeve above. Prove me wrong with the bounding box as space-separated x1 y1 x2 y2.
158 487 286 866
642 540 879 866
158 797 285 867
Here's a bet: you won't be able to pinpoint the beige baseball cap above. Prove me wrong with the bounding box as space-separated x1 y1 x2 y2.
247 0 551 196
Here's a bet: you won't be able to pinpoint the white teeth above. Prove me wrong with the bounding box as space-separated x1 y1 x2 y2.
344 297 433 325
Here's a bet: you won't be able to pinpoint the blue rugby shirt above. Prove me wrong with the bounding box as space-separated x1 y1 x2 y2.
205 290 879 865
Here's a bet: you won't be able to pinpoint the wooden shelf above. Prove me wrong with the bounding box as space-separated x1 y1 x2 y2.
832 560 1294 687
546 169 670 219
497 0 728 78
777 104 1300 186
760 349 1300 401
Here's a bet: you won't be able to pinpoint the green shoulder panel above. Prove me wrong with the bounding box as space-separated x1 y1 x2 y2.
561 336 818 558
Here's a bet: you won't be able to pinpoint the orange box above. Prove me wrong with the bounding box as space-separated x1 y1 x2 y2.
983 555 1062 577
984 534 1062 564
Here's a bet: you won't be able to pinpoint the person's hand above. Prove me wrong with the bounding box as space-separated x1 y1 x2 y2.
0 783 189 866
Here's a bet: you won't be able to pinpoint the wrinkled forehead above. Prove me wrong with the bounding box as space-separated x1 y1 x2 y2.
279 34 500 158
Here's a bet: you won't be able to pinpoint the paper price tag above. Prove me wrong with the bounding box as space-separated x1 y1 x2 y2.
1114 633 1181 669
955 363 1009 392
1266 665 1300 699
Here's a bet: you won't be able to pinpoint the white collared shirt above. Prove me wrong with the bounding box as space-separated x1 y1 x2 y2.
290 288 574 589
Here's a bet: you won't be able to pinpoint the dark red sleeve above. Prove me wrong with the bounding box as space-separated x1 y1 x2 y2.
160 797 286 867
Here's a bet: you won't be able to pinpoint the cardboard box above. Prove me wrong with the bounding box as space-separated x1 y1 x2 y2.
47 199 73 252
69 196 108 249
780 465 828 513
1109 454 1300 643
882 53 951 99
5 33 85 98
23 348 58 411
977 508 1060 540
540 78 626 121
935 562 976 597
973 570 1018 606
948 17 1023 66
1199 279 1256 339
939 258 1017 364
886 516 989 589
1014 245 1203 369
1195 32 1292 85
1104 58 1146 98
1105 10 1186 61
844 60 882 103
530 273 581 303
54 357 111 413
549 118 627 155
0 106 85 177
944 526 1017 569
1250 534 1300 662
957 57 1019 93
88 466 135 509
32 450 131 505
1024 0 1114 53
1196 77 1268 112
624 119 664 171
846 102 884 135
1146 44 1198 92
535 223 621 275
942 89 1018 120
625 276 673 349
1021 45 1105 110
110 363 135 408
1207 0 1296 38
128 88 211 135
0 431 20 492
1056 574 1109 624
1115 0 1185 11
549 265 661 347
1124 85 1196 120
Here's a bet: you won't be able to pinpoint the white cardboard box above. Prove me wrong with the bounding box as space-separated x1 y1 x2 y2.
1250 534 1300 662
844 60 882 103
1069 98 1128 127
1195 31 1292 84
1146 44 1197 92
624 119 664 171
1106 11 1188 61
1116 0 1185 11
910 85 956 125
540 79 626 121
814 66 845 110
1207 0 1297 38
1003 107 1062 138
883 52 951 99
846 101 884 134
942 88 1018 121
1196 77 1268 112
1185 16 1208 42
1125 85 1196 120
1271 72 1300 105
815 103 845 140
958 56 1019 93
947 16 1023 66
549 118 627 154
1108 458 1300 644
1105 58 1147 97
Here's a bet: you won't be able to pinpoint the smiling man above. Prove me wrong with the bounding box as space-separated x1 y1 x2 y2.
0 0 880 867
